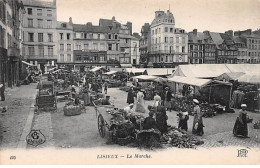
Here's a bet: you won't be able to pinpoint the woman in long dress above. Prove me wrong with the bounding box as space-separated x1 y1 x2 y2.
135 90 146 113
192 99 204 136
83 88 90 106
127 87 135 104
153 92 161 112
233 104 250 138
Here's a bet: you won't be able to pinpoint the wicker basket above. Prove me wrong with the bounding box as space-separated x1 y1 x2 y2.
63 105 82 116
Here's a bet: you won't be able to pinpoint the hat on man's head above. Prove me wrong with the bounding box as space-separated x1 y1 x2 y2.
241 104 247 108
193 99 199 104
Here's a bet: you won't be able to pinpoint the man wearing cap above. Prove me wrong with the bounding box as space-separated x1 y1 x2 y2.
192 99 204 136
233 104 251 138
0 83 5 101
162 87 172 112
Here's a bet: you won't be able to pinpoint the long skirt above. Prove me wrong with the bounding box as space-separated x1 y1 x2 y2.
156 118 167 133
192 115 204 136
233 117 248 137
178 119 188 131
83 93 90 106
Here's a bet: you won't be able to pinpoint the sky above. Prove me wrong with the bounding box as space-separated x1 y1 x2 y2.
56 0 260 34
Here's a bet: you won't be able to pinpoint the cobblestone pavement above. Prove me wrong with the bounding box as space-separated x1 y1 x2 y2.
34 87 260 149
27 111 54 148
109 88 260 149
0 83 38 149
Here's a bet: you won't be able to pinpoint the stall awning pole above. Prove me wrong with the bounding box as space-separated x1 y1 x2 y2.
209 83 212 104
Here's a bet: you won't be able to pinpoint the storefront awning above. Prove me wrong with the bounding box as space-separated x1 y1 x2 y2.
120 64 132 68
21 61 34 66
168 76 212 87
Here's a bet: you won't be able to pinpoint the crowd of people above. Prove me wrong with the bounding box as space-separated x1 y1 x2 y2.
126 84 254 138
126 85 206 136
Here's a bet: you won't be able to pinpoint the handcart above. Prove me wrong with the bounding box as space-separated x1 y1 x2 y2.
35 81 57 111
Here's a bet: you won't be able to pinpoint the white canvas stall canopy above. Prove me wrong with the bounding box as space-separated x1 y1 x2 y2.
170 64 230 79
170 64 260 79
125 68 147 75
168 76 212 87
146 68 175 76
216 72 245 81
132 75 158 80
103 71 118 75
21 61 34 66
89 67 102 72
237 72 260 84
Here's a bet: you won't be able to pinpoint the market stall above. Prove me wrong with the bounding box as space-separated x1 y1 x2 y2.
230 73 260 111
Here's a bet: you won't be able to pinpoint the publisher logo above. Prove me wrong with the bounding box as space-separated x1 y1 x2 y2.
237 149 248 157
26 130 46 147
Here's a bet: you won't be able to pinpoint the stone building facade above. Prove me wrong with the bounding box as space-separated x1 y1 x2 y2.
22 0 58 73
0 0 24 87
234 29 260 63
150 10 188 68
139 23 151 66
56 17 73 68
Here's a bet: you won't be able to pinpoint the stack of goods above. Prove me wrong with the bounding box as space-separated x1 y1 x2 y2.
38 89 51 96
253 121 260 129
134 114 145 130
109 80 124 88
119 86 131 92
63 101 84 116
200 103 216 118
144 88 154 100
161 126 204 148
171 97 216 118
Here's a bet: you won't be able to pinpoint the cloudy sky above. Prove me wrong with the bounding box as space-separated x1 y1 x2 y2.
56 0 260 34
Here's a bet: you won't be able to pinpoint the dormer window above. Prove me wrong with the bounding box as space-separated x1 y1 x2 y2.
61 23 67 28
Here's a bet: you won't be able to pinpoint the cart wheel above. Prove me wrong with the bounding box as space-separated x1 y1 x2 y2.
98 114 106 138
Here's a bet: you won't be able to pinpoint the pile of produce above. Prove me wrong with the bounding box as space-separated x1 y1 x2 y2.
63 101 84 116
119 86 131 92
161 126 204 148
253 121 260 129
108 80 124 88
171 97 216 118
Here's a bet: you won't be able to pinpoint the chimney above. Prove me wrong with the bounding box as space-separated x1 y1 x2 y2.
86 22 92 28
193 29 197 36
69 17 72 24
127 22 132 35
246 29 252 35
203 30 210 36
112 16 115 21
225 30 233 38
53 0 56 6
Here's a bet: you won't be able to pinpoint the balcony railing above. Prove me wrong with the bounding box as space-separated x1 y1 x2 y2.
150 50 187 55
27 55 57 59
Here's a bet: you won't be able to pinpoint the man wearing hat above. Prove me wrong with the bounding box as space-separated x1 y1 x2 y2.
192 99 204 136
127 86 135 104
162 87 172 112
233 104 251 138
